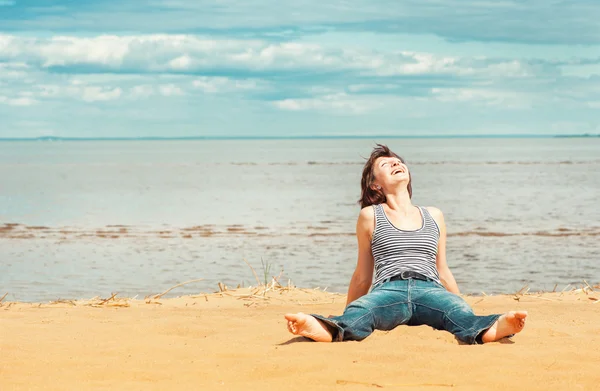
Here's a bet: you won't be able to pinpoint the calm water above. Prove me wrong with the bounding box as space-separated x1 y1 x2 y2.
1 138 599 301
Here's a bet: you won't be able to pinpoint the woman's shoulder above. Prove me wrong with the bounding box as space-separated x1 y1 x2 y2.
423 206 443 217
358 205 376 220
422 206 445 228
357 205 376 232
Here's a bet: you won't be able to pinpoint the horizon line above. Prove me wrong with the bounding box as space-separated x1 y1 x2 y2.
0 134 599 141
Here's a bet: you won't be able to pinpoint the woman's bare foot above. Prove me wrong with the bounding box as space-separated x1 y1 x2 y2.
284 312 333 342
481 311 528 343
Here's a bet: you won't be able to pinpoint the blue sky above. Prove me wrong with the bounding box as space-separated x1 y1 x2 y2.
1 0 599 137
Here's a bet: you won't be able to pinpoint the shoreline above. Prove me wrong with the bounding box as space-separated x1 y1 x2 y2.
2 286 599 390
2 279 599 305
2 134 600 142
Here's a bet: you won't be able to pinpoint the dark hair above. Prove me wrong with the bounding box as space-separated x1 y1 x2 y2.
358 144 412 208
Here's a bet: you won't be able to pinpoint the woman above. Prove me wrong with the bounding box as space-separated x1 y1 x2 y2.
284 144 527 344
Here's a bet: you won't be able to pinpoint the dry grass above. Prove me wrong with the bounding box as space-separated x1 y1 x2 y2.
509 281 599 303
2 266 598 309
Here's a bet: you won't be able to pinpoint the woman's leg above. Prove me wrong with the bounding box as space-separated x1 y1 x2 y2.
285 280 412 342
410 281 527 344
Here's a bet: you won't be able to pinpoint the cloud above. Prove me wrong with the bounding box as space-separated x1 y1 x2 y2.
0 33 560 80
2 79 124 103
129 84 155 99
430 87 531 106
0 96 37 106
1 31 598 119
1 1 599 44
158 84 184 96
0 62 30 79
1 32 598 112
191 76 265 93
273 93 382 114
0 0 15 6
80 86 122 102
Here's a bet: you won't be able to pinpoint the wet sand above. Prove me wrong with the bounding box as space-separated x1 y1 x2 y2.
1 287 599 390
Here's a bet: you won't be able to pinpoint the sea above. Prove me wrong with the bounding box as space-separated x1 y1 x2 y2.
1 137 599 302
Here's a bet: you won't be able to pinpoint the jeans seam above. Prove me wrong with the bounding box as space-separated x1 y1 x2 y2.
414 302 467 330
345 300 410 328
415 302 489 339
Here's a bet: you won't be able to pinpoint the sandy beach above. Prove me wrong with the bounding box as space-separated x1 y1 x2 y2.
1 284 599 391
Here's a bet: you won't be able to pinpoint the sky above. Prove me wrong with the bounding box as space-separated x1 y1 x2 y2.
1 0 600 138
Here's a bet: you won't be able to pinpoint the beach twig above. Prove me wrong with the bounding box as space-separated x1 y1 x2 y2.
151 278 205 299
242 258 262 286
272 270 284 286
516 284 529 296
92 301 130 308
559 284 571 296
100 292 119 304
50 299 77 306
0 292 7 306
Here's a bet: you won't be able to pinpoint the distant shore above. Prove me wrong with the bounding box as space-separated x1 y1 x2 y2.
1 134 599 142
1 287 599 390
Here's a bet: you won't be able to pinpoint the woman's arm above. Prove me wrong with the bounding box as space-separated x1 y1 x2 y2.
345 207 375 307
427 207 460 295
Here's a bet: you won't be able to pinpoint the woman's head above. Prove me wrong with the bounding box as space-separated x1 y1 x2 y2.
358 144 412 208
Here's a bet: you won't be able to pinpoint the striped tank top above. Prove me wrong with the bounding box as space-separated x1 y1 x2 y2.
371 204 442 286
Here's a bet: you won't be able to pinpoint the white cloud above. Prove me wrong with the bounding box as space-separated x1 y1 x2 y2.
430 87 533 108
168 55 192 70
129 85 155 99
347 83 399 92
158 84 184 96
0 62 30 79
80 86 122 102
0 96 38 106
0 33 541 78
31 84 123 102
191 76 264 93
273 93 381 114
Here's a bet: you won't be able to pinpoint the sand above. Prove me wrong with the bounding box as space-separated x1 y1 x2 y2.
1 286 599 391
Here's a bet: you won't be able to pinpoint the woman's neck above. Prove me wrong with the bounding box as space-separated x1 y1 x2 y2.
384 190 414 214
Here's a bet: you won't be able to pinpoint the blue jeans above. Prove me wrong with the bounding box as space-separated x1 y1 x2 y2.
311 278 501 345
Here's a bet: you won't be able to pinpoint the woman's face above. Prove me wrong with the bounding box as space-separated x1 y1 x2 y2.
372 156 410 191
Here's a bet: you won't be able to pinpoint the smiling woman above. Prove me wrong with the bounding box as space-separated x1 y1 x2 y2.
359 146 413 207
285 144 528 344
